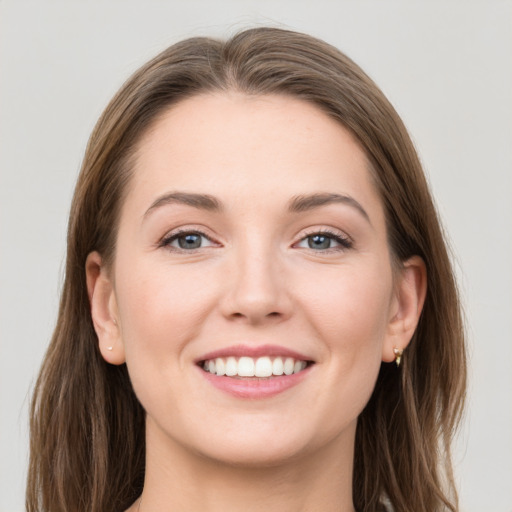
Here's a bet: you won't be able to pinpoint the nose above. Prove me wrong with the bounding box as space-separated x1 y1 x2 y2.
219 239 292 325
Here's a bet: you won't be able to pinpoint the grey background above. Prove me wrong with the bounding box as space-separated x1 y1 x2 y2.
1 1 511 510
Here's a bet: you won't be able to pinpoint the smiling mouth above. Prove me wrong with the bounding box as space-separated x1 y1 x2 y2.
199 356 314 378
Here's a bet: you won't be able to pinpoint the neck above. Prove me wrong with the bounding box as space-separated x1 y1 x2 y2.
133 420 357 512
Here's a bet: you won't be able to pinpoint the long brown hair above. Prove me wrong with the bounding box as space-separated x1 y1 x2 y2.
27 27 466 512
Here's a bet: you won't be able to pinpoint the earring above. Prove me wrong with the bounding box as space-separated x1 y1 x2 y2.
107 346 113 351
393 348 403 367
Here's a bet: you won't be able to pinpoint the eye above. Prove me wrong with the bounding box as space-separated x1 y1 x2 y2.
160 230 216 251
295 231 352 251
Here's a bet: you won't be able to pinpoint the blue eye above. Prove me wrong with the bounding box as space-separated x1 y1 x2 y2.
175 233 203 249
296 231 352 251
307 234 333 250
161 231 215 250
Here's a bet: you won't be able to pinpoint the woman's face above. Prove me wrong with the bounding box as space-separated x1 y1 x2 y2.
91 93 416 467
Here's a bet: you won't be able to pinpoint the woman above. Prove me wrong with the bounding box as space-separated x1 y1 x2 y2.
27 27 466 512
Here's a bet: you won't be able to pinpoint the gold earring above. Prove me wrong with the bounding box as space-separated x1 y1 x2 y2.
393 348 403 367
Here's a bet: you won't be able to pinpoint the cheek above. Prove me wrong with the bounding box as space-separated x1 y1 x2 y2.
112 260 217 415
114 259 215 361
277 262 395 441
295 259 393 403
301 263 392 343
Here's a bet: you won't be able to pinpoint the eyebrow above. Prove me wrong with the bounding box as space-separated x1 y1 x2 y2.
288 193 371 224
143 190 371 225
144 192 222 218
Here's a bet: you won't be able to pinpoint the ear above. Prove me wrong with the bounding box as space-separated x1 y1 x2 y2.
382 255 427 363
85 251 126 365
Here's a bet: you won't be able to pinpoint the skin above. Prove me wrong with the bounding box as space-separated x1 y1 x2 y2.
86 93 426 512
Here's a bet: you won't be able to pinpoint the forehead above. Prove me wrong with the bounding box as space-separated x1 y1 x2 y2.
127 92 383 220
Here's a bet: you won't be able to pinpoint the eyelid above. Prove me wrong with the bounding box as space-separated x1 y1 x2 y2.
158 226 221 250
293 227 353 251
156 225 352 252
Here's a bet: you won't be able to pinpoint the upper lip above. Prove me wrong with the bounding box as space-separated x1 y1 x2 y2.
195 344 314 364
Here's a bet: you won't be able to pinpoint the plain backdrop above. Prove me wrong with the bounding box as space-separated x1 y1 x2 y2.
1 1 511 511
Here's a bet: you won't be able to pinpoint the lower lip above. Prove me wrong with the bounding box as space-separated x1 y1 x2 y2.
198 366 312 399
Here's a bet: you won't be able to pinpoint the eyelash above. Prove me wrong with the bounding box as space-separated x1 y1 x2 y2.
295 229 353 252
158 228 353 253
158 229 218 252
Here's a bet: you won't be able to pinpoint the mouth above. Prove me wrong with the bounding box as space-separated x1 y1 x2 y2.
199 355 313 378
196 345 315 398
195 345 315 399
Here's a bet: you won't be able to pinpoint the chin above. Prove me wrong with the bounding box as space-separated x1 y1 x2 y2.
180 415 354 470
196 437 314 469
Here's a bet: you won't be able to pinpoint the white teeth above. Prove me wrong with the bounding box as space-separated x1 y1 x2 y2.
272 357 284 376
283 357 295 375
294 360 305 374
215 358 225 376
238 357 255 377
225 356 237 376
202 355 309 378
254 356 273 377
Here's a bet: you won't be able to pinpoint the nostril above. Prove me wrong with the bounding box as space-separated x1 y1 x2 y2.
229 311 281 320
